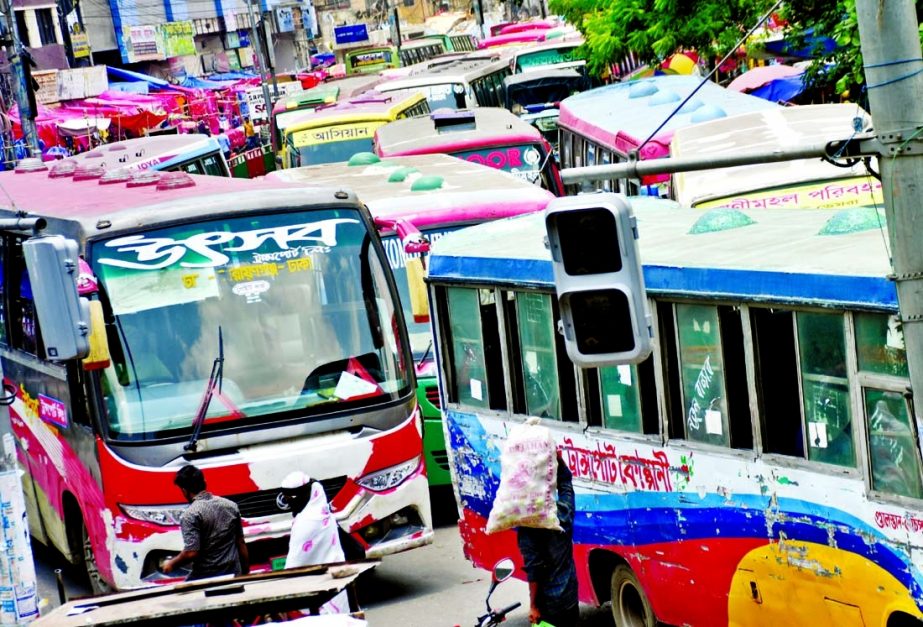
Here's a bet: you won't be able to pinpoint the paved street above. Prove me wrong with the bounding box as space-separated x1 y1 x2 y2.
33 490 612 626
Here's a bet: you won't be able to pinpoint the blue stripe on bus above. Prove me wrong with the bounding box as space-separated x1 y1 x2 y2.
428 255 898 309
446 411 922 602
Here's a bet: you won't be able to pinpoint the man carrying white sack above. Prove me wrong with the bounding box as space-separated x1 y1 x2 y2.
281 471 351 615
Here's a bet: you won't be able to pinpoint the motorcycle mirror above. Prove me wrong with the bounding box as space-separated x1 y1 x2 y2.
492 558 515 583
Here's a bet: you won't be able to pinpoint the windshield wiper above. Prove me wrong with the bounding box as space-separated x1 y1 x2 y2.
419 339 433 364
185 326 224 453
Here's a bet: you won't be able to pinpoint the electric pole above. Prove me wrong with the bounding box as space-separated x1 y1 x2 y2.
855 0 923 437
1 0 39 159
245 0 274 130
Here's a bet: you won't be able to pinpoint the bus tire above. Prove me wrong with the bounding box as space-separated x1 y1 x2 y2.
78 519 112 595
610 564 655 627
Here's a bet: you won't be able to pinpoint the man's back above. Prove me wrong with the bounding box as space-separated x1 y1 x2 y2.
180 492 243 579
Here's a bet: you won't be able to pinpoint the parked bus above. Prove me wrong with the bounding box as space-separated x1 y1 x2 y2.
670 103 881 209
477 31 549 50
281 90 430 168
65 134 230 177
398 38 447 67
557 75 778 195
376 58 512 110
503 68 590 150
428 198 923 627
270 85 341 151
268 154 554 487
507 40 585 73
344 46 399 76
374 108 564 195
421 33 477 52
3 161 432 592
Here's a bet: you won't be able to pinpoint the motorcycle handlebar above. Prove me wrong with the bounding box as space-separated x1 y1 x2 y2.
493 601 522 620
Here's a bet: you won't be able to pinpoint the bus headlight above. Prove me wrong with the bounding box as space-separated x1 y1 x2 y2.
357 458 420 492
120 504 187 526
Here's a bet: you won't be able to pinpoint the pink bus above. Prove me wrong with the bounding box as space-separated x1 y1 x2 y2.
268 153 555 488
477 31 547 49
374 108 564 195
5 162 432 591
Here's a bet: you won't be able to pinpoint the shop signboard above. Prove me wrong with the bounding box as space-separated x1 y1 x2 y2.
161 21 196 58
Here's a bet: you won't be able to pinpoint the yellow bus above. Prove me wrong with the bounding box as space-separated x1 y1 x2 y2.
281 90 430 168
344 46 399 75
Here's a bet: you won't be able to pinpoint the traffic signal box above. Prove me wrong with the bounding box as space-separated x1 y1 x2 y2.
544 193 652 368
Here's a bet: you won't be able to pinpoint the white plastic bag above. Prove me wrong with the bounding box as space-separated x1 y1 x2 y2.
485 418 561 534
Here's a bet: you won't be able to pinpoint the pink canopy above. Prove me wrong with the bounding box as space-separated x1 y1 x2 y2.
728 64 802 93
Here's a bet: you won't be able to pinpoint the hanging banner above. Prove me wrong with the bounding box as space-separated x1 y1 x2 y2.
122 24 163 62
66 10 91 58
160 21 196 58
274 6 295 33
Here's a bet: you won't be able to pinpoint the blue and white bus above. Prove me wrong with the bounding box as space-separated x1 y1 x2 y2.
427 198 923 627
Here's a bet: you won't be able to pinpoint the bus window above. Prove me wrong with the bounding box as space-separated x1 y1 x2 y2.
751 307 804 457
797 311 855 467
178 160 203 175
515 292 559 419
201 154 227 177
442 286 505 410
855 312 923 498
671 304 751 449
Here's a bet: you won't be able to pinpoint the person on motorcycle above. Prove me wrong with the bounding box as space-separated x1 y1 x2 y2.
516 452 579 627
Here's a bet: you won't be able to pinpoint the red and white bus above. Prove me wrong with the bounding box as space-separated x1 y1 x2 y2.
3 160 432 592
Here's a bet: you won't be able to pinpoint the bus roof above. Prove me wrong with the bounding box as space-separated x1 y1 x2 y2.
477 31 547 49
375 108 544 157
376 58 509 91
671 104 874 207
428 199 895 310
558 76 779 159
0 163 354 244
271 85 340 115
64 135 219 171
266 154 553 230
281 90 426 132
320 74 383 98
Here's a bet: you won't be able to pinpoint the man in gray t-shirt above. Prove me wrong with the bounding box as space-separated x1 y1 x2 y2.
163 464 250 580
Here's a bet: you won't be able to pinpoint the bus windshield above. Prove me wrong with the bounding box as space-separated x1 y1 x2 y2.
91 209 410 440
288 123 380 166
418 83 466 110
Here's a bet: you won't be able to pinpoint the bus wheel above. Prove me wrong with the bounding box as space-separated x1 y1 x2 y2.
80 522 113 595
610 564 655 627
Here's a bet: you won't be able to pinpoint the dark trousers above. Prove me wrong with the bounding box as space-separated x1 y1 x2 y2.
541 604 579 627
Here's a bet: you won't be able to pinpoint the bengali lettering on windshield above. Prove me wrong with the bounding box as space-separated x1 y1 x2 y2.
91 210 410 440
453 144 544 184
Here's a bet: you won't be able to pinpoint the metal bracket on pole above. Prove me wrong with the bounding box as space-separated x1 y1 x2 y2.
875 127 923 155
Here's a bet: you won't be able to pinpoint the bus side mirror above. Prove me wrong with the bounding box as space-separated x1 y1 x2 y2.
23 236 91 361
544 193 652 367
405 257 429 324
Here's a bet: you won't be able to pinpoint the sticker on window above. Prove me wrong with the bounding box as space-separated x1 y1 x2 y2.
808 421 828 449
232 280 271 303
334 371 379 400
607 394 623 417
470 378 483 401
704 409 722 435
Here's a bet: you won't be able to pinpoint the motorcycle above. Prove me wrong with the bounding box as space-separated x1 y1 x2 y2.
474 558 521 627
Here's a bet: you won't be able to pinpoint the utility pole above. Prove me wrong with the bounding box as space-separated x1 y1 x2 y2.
245 0 273 130
1 0 39 159
855 0 923 436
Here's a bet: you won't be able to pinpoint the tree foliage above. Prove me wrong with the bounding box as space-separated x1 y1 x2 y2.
551 0 923 99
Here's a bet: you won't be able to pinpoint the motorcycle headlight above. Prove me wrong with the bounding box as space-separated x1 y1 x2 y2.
357 458 420 492
120 504 187 526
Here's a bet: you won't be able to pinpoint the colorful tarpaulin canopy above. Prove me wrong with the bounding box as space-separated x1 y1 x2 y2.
728 64 802 92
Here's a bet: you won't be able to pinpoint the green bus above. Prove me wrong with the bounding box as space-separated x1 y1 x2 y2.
345 46 399 76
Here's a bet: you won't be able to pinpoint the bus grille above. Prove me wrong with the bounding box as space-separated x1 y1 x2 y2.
424 385 441 409
227 476 347 518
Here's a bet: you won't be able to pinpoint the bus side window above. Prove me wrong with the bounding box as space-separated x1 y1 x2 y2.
797 311 855 467
441 286 506 410
588 355 659 434
9 238 42 357
855 312 923 498
751 307 805 457
511 291 577 422
669 303 751 449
